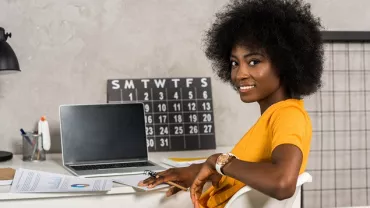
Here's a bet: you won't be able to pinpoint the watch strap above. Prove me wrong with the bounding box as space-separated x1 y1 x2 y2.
215 161 223 175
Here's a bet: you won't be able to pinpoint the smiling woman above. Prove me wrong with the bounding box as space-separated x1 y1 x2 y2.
138 0 324 207
230 46 283 107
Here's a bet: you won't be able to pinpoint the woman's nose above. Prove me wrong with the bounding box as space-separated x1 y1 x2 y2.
236 64 250 80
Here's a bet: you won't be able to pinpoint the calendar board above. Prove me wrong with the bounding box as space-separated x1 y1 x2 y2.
107 77 216 152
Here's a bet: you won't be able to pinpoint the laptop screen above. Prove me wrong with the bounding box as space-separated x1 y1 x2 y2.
60 103 147 164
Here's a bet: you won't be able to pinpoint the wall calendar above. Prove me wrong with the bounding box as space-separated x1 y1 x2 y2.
107 77 216 152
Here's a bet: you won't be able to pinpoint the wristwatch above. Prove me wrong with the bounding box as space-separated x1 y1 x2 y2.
215 153 237 175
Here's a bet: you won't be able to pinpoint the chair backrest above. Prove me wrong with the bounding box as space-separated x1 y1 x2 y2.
225 172 312 208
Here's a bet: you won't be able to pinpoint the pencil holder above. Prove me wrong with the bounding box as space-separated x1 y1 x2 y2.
22 132 46 162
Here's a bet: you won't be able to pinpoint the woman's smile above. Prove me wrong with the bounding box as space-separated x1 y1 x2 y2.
238 85 256 93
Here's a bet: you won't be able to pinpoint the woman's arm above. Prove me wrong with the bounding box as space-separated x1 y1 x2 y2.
190 144 302 206
191 107 308 205
220 144 302 200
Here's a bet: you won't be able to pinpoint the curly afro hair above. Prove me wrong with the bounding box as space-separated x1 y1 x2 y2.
203 0 324 97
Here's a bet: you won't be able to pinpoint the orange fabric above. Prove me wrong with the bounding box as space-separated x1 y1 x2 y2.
198 99 312 208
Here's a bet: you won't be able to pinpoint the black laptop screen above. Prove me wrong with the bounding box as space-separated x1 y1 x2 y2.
60 103 147 164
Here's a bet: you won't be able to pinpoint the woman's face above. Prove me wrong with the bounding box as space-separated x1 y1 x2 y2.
230 45 282 104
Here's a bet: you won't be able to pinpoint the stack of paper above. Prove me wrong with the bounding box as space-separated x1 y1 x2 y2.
162 157 207 167
10 168 113 193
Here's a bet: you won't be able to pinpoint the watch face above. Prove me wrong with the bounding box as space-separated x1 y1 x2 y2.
217 154 230 165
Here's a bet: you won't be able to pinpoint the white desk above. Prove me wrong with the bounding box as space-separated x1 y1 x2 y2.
0 146 232 208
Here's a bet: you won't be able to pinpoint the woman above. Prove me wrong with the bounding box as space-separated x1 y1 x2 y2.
139 0 323 207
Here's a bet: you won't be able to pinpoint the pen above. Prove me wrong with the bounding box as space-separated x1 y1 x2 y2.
20 129 33 146
144 170 188 191
31 138 38 160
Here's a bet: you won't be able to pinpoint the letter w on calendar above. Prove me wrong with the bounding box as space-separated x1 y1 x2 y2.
10 168 112 193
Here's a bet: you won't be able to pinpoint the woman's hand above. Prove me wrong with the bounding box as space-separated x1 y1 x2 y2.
190 154 221 207
138 164 202 197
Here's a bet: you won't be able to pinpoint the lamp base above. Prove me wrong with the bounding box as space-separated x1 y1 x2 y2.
0 151 13 162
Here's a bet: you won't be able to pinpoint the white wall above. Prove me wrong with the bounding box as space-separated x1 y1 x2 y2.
0 0 368 154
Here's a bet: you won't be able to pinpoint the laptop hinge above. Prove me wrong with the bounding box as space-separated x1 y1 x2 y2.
66 158 149 166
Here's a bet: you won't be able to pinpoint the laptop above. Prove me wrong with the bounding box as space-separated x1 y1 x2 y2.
59 103 164 177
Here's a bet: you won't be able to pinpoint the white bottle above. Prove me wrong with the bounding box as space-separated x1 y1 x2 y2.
38 116 51 151
38 118 43 151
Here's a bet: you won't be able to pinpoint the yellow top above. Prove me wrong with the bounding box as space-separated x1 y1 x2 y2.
198 99 312 208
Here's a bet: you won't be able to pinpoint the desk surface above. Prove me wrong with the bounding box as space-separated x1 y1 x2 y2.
0 146 232 201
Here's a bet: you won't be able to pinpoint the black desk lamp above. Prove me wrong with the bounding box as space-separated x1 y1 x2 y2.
0 27 20 162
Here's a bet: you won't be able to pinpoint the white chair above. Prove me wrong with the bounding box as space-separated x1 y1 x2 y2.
225 172 312 208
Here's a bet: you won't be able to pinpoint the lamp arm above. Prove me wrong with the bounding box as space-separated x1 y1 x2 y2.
0 27 12 41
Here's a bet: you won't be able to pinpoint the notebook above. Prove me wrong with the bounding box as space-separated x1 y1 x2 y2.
162 157 207 167
0 168 15 186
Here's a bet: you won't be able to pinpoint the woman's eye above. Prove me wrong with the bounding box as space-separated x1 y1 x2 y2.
249 60 260 66
231 61 238 67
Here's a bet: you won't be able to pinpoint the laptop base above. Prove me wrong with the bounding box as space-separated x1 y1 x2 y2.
64 162 165 178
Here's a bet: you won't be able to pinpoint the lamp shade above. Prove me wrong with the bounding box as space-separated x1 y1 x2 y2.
0 27 20 72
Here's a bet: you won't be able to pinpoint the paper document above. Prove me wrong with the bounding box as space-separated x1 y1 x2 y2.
162 157 206 167
114 174 168 191
0 180 12 186
10 168 112 193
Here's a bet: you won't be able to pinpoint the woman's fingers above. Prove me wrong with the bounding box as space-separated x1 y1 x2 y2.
148 173 178 188
138 168 180 188
166 186 181 197
190 176 205 205
138 174 159 186
138 170 167 186
190 165 215 206
209 174 222 187
138 177 155 186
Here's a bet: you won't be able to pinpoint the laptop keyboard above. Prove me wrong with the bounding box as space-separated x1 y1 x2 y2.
71 162 155 171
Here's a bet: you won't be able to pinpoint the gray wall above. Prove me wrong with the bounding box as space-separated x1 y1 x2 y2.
0 0 369 154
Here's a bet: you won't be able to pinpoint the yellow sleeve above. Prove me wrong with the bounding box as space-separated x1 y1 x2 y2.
270 106 307 153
